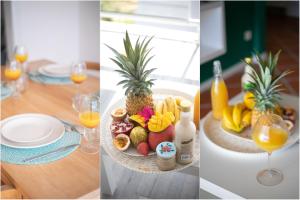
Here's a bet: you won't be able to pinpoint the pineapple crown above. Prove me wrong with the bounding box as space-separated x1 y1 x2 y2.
243 50 292 111
106 31 156 96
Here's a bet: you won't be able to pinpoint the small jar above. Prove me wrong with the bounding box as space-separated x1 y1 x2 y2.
156 142 176 171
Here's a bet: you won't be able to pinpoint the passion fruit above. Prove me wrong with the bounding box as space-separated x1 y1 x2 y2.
111 108 127 121
113 134 130 151
284 120 294 131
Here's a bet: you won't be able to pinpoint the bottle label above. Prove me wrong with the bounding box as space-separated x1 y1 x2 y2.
179 138 193 161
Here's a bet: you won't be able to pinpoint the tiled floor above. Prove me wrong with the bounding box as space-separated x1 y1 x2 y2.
200 14 299 119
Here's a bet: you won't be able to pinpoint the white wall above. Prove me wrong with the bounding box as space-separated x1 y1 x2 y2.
5 1 99 64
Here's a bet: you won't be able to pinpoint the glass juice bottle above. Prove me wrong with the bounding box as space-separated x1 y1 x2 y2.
211 60 228 120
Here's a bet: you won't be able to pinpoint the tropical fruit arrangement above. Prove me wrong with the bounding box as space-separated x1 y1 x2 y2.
222 51 296 134
107 31 199 156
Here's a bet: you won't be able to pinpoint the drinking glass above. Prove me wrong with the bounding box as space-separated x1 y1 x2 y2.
70 62 87 96
5 61 22 97
251 113 289 186
78 94 100 154
14 45 28 64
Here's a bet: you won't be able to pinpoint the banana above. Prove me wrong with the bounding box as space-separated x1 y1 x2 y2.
222 106 237 131
165 97 175 114
174 102 180 122
162 100 168 114
241 109 252 127
175 97 182 106
155 101 163 114
232 103 243 128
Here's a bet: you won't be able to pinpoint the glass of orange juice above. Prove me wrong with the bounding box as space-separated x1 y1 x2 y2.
252 113 289 186
14 45 28 64
5 61 22 97
70 62 87 96
78 94 100 154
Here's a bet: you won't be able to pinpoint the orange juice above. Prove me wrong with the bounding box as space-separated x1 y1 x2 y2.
71 74 87 84
15 54 28 63
79 111 100 128
252 127 288 153
211 61 228 120
5 68 21 80
193 89 200 130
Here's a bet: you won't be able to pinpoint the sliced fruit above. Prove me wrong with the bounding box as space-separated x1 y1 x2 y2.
129 114 146 127
148 112 175 133
110 121 134 137
137 142 150 156
284 120 294 131
113 134 130 151
111 108 127 121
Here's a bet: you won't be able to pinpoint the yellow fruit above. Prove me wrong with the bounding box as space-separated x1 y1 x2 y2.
241 110 252 127
194 90 200 130
148 112 175 132
155 101 163 114
165 97 175 114
175 97 182 106
162 101 168 114
174 103 180 122
244 91 255 110
222 106 236 130
232 103 243 128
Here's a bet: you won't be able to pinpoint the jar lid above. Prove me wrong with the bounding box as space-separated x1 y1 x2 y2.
180 100 192 112
156 142 176 158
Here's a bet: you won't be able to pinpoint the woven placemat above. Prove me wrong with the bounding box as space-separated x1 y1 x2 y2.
28 70 72 85
1 83 13 100
1 131 81 165
101 89 200 174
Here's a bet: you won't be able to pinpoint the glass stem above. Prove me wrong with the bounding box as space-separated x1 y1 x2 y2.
267 152 272 176
76 83 79 96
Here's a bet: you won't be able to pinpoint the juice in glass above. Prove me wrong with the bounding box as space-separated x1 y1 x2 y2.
5 68 21 80
252 126 288 153
211 61 228 120
15 54 28 63
71 74 87 84
79 111 100 128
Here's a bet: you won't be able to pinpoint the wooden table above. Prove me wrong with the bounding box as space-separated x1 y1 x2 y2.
1 60 100 199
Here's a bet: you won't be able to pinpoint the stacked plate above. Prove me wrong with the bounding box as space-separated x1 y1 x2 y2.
1 114 65 148
38 64 71 78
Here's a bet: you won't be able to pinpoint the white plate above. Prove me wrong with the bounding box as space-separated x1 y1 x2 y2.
1 114 65 148
1 115 54 143
104 88 194 157
202 94 299 154
38 64 71 78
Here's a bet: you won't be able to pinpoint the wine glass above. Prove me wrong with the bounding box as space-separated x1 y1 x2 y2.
14 45 28 64
251 113 289 186
4 61 22 97
78 94 100 154
70 62 87 96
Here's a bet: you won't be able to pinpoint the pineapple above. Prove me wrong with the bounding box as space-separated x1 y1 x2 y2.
106 31 156 115
243 50 292 127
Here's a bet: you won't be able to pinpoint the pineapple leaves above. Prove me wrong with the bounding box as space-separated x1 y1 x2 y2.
107 31 156 96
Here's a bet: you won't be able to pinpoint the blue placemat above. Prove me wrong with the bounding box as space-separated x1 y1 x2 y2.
1 83 13 100
28 70 72 85
1 131 81 165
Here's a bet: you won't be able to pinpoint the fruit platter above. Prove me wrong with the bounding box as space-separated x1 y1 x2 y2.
101 88 200 173
101 31 199 173
202 51 299 154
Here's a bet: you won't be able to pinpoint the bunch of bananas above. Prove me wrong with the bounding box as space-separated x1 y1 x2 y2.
222 103 252 133
155 97 181 123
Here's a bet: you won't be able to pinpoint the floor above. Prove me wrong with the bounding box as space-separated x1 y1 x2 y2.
200 14 299 119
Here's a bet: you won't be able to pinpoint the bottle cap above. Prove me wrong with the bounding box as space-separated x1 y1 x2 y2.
180 100 192 112
213 60 222 75
244 57 252 64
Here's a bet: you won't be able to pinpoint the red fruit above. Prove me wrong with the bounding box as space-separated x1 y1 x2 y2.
137 142 149 156
110 121 133 137
148 125 174 151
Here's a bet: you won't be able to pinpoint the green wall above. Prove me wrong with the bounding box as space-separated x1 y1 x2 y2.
200 1 266 83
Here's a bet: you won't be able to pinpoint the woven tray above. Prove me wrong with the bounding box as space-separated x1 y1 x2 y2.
101 88 200 173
